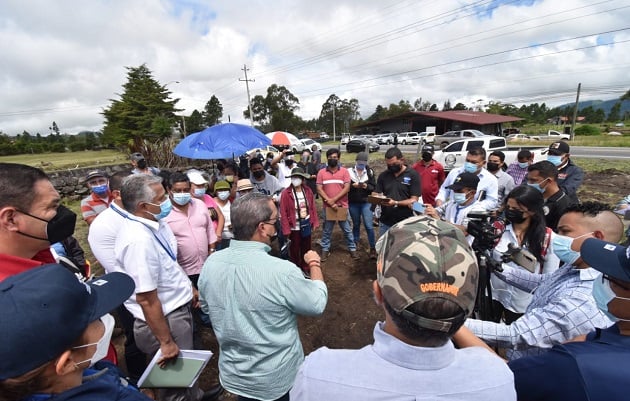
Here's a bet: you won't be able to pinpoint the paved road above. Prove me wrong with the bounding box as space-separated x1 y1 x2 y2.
325 143 630 160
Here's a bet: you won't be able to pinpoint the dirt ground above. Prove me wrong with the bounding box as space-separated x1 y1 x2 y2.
115 162 630 399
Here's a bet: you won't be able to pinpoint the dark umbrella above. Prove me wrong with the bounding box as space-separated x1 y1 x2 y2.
173 123 271 159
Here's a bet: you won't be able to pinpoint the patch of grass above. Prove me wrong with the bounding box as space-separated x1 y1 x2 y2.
572 158 630 174
0 149 127 172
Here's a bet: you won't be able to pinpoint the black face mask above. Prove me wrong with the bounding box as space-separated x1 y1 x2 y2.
253 170 265 179
486 162 500 172
505 208 527 225
421 152 433 162
17 204 77 244
387 164 402 173
285 160 294 167
137 159 147 169
327 159 338 168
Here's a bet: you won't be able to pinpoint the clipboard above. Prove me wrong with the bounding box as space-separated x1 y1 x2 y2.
325 206 348 221
367 195 391 206
137 349 213 388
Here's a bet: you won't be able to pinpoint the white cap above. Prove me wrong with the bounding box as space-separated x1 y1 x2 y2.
187 171 208 185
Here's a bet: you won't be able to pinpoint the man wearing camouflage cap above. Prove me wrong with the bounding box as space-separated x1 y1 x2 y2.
291 215 515 400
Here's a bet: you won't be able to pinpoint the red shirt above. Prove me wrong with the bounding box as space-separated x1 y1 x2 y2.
0 249 55 282
412 159 445 206
316 166 351 207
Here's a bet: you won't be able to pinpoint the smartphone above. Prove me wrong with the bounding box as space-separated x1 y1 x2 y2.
511 249 538 273
412 202 426 213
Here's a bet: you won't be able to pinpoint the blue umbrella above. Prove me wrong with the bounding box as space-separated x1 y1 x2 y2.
173 123 271 159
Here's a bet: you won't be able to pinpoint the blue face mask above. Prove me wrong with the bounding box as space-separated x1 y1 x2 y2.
547 155 562 166
147 198 173 221
463 161 478 174
593 277 630 322
527 178 548 193
193 188 206 198
453 192 469 205
552 232 591 265
91 184 109 196
356 163 366 170
518 162 529 169
172 192 191 206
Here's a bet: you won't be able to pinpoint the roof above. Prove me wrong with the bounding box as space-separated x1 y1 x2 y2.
356 110 523 128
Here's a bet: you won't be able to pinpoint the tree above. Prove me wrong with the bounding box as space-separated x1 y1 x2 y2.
429 104 439 111
50 122 60 135
453 102 468 110
621 89 630 101
202 95 223 127
243 84 300 132
101 64 181 151
319 94 360 135
367 105 387 121
187 110 204 134
442 100 452 111
608 102 621 122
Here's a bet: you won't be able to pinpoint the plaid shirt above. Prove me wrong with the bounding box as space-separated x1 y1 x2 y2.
506 162 529 186
466 264 614 360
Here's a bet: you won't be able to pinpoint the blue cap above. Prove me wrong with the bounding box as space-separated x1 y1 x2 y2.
0 264 135 380
580 238 630 282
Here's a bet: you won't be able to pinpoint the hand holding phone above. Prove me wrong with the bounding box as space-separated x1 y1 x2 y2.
412 202 426 214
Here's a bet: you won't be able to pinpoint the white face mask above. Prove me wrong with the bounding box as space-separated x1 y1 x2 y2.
291 177 303 187
73 313 115 367
217 191 230 201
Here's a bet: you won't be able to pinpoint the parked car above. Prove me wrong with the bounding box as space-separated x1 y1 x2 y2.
502 128 521 135
436 129 487 148
528 130 571 141
247 145 282 160
299 138 322 152
397 132 421 145
506 134 531 142
374 133 394 145
340 134 355 145
346 139 380 153
320 132 330 139
418 131 436 144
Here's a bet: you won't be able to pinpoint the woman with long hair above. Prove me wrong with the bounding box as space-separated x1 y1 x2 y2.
490 185 560 324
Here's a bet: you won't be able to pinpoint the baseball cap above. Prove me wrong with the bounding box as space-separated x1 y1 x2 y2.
0 264 135 380
446 172 480 191
236 178 254 192
356 152 369 162
376 215 478 332
422 144 435 153
580 238 630 282
289 167 310 179
187 171 208 185
84 170 107 182
214 180 230 191
130 152 145 162
548 141 570 155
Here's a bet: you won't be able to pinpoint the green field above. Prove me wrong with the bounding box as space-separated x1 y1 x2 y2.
0 149 127 171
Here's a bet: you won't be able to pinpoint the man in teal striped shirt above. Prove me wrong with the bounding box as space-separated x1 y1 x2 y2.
199 192 328 401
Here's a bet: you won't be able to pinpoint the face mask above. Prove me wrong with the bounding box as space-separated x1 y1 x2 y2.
267 157 273 163
547 155 562 166
253 170 265 180
421 152 432 162
285 160 294 167
327 159 338 168
387 164 402 173
486 162 500 172
217 191 230 201
147 198 172 220
137 159 147 169
453 192 469 205
463 161 478 174
301 156 309 163
225 175 234 183
355 163 366 170
193 188 206 198
172 192 191 206
91 184 108 195
505 208 527 224
518 162 529 169
527 178 548 194
552 232 591 265
291 177 303 187
18 205 77 244
73 314 115 367
593 278 630 322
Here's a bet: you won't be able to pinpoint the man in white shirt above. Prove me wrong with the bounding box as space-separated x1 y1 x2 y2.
436 147 499 211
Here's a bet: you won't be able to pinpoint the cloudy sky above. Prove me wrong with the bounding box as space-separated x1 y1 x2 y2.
1 0 628 135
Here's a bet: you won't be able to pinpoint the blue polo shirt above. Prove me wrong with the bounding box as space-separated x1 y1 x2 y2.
509 325 630 401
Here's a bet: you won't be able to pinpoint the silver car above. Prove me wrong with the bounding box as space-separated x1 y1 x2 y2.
436 129 487 148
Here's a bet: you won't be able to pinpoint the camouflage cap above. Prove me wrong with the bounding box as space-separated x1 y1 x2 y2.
376 215 478 332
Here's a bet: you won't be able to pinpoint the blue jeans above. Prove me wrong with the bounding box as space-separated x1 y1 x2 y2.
379 223 392 237
349 202 375 249
320 217 356 252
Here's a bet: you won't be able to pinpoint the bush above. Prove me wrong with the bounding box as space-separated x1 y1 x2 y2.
574 125 600 136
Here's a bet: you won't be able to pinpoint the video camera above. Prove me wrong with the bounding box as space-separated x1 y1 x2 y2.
467 211 501 253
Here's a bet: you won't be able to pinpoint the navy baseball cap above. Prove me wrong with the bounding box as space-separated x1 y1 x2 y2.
580 238 630 282
0 264 135 380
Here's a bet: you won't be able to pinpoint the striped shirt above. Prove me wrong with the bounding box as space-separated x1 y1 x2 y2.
80 192 111 222
466 264 614 360
316 166 351 207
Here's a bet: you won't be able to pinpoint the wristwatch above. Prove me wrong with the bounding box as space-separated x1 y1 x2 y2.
394 201 399 208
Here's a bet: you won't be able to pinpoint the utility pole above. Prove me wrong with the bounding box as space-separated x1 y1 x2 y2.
570 83 581 141
332 102 336 142
240 65 255 127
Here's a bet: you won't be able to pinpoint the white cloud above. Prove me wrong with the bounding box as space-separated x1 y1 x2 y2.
0 0 628 135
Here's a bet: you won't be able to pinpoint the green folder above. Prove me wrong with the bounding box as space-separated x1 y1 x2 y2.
137 349 213 388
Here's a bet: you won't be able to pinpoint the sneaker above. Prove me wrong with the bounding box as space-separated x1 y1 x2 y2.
350 250 360 260
321 251 331 262
369 248 377 260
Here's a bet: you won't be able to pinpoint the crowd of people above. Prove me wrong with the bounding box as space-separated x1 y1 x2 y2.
1 138 629 401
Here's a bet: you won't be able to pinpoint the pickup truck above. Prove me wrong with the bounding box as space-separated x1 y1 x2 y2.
528 130 570 141
432 136 547 171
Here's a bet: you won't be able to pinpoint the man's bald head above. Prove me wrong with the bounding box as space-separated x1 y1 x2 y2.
562 202 623 243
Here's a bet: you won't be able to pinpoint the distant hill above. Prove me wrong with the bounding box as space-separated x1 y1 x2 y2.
557 97 630 116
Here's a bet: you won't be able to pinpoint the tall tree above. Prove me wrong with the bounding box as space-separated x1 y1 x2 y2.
101 64 181 151
453 102 468 110
243 84 300 132
319 94 360 135
621 89 630 101
442 100 452 111
202 95 223 127
608 102 621 122
187 110 204 134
